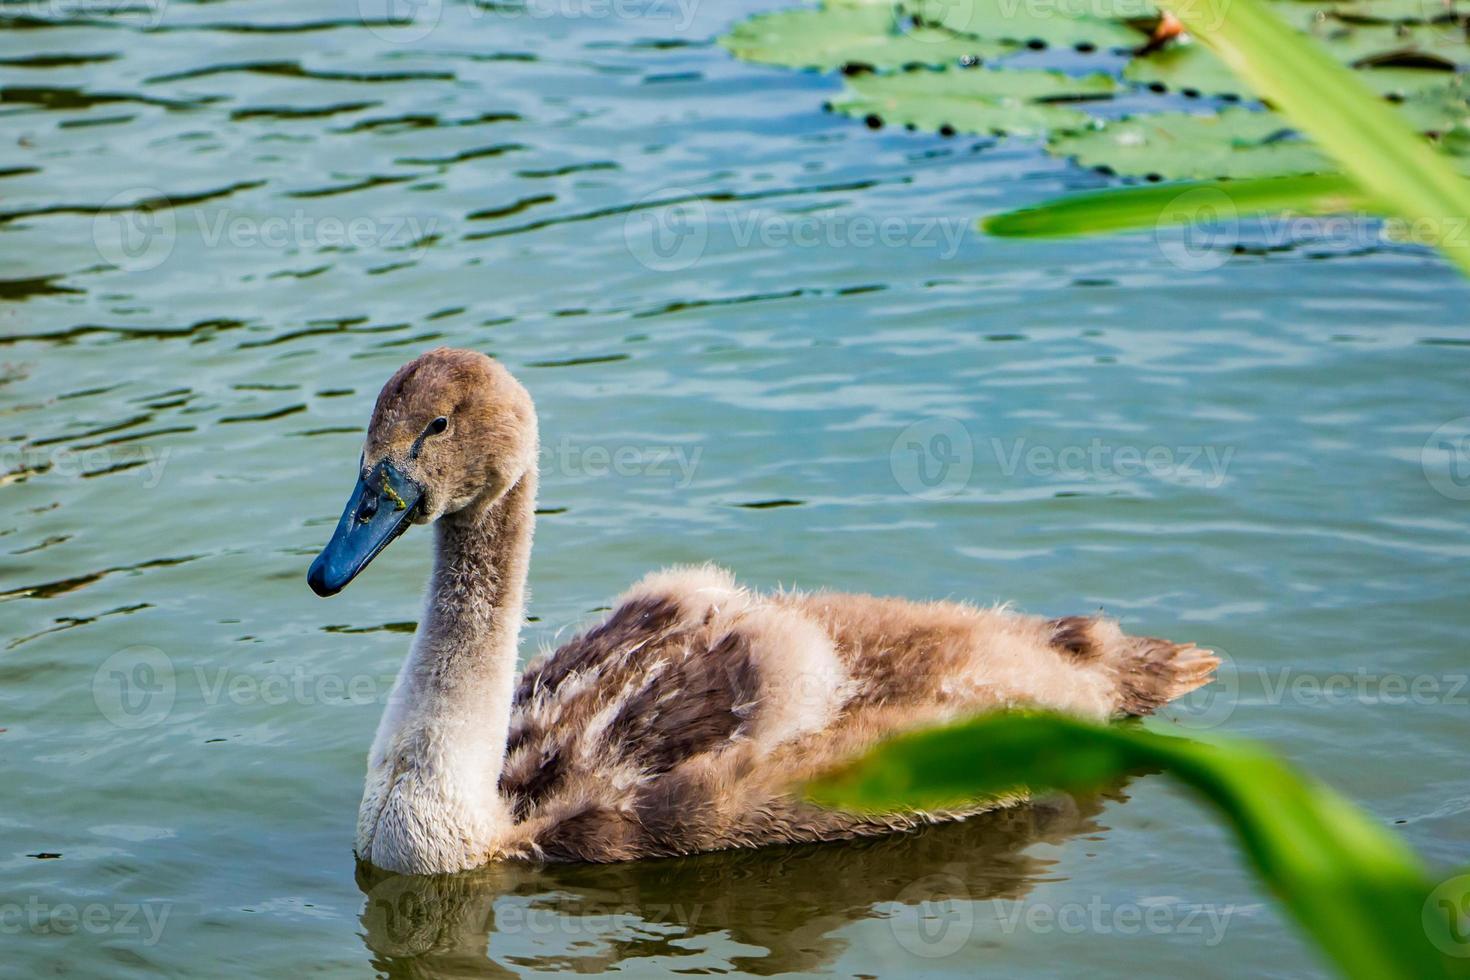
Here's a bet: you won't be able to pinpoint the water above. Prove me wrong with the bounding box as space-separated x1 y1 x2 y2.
3 1 1469 976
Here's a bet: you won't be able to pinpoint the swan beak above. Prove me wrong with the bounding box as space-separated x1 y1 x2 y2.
307 460 423 597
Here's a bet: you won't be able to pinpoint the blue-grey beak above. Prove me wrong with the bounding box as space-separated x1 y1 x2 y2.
308 460 423 597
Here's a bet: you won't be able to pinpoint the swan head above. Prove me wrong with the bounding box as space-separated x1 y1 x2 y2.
307 347 537 597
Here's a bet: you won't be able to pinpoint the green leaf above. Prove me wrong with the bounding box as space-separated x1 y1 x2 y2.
902 0 1149 50
1165 0 1470 274
982 173 1374 236
807 711 1464 980
831 66 1116 137
1048 107 1334 178
717 4 1007 72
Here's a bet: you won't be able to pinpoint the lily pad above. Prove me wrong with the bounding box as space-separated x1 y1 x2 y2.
1269 0 1470 27
1392 76 1470 129
1047 108 1335 178
1364 63 1468 95
717 4 1008 72
1302 21 1470 65
1125 35 1462 98
901 0 1149 51
830 66 1117 136
1123 39 1247 96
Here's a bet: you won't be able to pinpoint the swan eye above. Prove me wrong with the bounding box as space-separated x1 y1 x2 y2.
426 416 449 436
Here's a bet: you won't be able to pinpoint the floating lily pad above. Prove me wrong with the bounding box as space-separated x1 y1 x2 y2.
1123 40 1246 96
1437 120 1470 160
831 66 1116 136
1048 108 1335 178
1303 21 1470 65
1392 76 1470 128
1363 63 1468 94
1268 0 1470 27
717 4 1008 72
901 0 1149 51
1125 35 1462 98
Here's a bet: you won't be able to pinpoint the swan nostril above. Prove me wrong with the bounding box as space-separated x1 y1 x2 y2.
358 493 379 523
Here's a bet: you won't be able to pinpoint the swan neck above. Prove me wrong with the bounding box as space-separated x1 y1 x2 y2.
427 472 537 670
356 467 538 871
412 469 537 773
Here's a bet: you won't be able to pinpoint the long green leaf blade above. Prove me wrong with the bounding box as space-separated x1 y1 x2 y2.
807 712 1464 980
983 174 1374 237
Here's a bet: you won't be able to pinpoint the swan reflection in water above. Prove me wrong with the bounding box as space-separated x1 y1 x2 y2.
357 785 1131 977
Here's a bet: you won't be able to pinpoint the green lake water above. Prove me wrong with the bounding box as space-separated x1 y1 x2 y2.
3 2 1469 977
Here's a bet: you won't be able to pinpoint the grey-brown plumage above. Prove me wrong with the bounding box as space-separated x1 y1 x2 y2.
493 568 1218 863
327 348 1219 873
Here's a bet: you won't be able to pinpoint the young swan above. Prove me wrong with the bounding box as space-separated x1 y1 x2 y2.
309 347 1218 874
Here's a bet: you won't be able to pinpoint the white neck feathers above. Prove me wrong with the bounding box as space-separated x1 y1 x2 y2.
356 470 537 873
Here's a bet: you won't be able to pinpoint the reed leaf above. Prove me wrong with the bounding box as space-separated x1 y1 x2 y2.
807 712 1469 980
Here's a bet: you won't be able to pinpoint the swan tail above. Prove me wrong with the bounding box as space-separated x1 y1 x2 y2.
1048 615 1219 717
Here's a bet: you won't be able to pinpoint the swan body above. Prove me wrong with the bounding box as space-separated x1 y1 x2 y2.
308 348 1217 874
